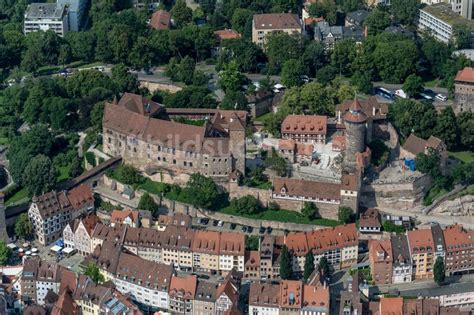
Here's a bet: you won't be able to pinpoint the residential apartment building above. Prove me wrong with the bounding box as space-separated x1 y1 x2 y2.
169 275 197 314
285 224 358 272
418 3 474 44
20 258 62 305
192 230 221 273
29 185 94 246
161 226 194 270
252 13 303 48
369 239 393 285
24 3 69 37
87 241 174 310
193 280 217 315
359 208 381 233
249 277 330 315
390 234 413 284
63 214 100 256
454 67 474 113
281 115 327 144
314 21 365 49
219 232 245 273
90 223 127 253
450 0 474 19
103 93 247 183
443 224 474 275
407 228 436 279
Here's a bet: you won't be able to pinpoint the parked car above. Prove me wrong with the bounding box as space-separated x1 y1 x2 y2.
199 218 209 225
241 226 247 233
266 226 273 234
230 223 237 230
417 92 433 101
395 89 408 99
435 93 447 102
259 227 266 234
212 220 219 226
247 226 253 233
217 220 224 227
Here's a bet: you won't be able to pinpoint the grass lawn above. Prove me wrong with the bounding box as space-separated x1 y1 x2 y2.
255 111 273 122
423 186 448 206
139 180 168 195
56 165 71 182
219 206 340 227
0 137 9 146
423 78 441 88
449 151 474 164
5 187 28 206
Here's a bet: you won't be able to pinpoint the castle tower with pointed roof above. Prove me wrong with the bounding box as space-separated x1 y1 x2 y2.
343 100 367 170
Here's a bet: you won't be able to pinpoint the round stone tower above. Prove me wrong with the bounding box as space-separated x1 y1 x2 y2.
343 100 367 170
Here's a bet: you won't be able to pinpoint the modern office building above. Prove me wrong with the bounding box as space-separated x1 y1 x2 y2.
57 0 88 31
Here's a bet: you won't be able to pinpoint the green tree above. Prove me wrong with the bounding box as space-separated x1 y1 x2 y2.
185 173 219 209
421 37 452 78
265 33 304 74
364 8 391 36
301 202 320 220
230 195 261 215
338 206 354 224
303 41 326 77
457 112 474 150
300 82 335 115
231 8 254 34
65 31 96 62
382 221 405 234
129 36 153 70
15 213 32 240
69 156 84 178
416 149 441 178
85 262 105 283
112 164 145 186
138 192 159 215
341 0 364 12
303 251 315 281
434 256 445 285
245 235 259 250
171 0 192 28
111 64 139 93
390 0 419 25
218 38 263 73
280 245 292 280
434 107 459 150
0 241 11 266
218 60 246 92
388 99 438 139
281 59 305 87
403 74 424 97
318 256 330 277
453 25 474 49
23 154 57 196
265 149 288 177
331 39 357 77
373 38 419 83
220 91 248 110
307 0 336 24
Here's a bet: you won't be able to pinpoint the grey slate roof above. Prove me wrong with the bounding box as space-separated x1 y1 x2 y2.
346 10 369 26
390 234 411 267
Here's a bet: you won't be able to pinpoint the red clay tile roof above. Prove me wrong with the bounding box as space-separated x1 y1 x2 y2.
279 139 296 151
169 275 197 300
332 136 346 150
249 283 280 307
341 173 358 191
67 185 94 211
337 97 388 119
192 230 220 255
150 10 171 30
117 92 163 116
343 100 368 123
32 191 72 219
253 13 302 30
296 143 313 156
281 115 327 136
220 232 245 256
455 67 474 83
369 239 393 263
380 297 403 315
245 250 260 267
407 228 435 253
303 283 329 310
214 29 241 42
51 290 79 315
403 134 444 156
359 208 381 229
286 224 358 256
111 209 139 225
273 177 341 201
304 16 324 26
443 224 474 250
80 214 101 236
279 280 303 308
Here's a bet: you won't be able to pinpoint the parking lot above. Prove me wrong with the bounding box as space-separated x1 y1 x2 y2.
191 217 285 236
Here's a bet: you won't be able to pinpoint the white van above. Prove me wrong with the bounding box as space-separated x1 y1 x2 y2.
435 94 447 102
395 89 408 99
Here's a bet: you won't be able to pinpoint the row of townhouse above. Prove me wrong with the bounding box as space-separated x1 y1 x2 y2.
64 220 245 274
248 274 330 315
21 263 141 314
85 241 240 313
28 185 95 245
369 224 474 285
244 224 359 281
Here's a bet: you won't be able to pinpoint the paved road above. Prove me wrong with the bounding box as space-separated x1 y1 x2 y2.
376 273 474 293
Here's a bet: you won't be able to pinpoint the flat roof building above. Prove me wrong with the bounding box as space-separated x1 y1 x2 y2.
24 3 69 37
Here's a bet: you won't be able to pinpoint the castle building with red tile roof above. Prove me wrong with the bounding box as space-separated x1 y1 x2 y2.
454 67 474 113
